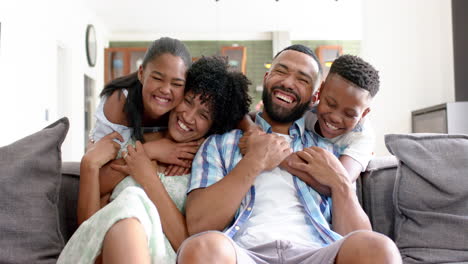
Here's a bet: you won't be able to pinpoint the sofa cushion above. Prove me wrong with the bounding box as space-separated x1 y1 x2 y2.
359 156 398 240
0 118 69 264
386 133 468 264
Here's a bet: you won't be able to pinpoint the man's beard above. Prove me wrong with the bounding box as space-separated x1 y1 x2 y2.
262 85 311 123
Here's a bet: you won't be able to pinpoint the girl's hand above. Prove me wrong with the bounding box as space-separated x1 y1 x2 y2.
113 141 158 187
82 131 123 169
144 138 204 167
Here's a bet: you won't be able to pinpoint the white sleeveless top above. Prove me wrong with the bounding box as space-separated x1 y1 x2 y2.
89 89 166 153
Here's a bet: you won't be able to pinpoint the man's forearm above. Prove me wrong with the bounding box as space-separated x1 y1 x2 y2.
186 157 262 235
331 180 371 235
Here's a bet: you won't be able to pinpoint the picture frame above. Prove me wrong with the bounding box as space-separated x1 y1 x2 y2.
221 46 247 74
315 45 343 78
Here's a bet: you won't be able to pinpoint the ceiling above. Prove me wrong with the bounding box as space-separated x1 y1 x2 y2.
85 0 362 40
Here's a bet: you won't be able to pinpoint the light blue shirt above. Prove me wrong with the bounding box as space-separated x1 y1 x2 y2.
188 113 344 246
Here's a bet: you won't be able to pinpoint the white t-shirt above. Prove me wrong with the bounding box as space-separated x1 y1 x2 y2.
304 107 375 171
233 134 321 249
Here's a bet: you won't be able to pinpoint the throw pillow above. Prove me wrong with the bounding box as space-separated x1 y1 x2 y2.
386 133 468 264
0 117 69 264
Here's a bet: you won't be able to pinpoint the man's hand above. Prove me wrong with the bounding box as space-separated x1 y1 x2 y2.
289 147 350 191
243 131 292 172
82 131 123 169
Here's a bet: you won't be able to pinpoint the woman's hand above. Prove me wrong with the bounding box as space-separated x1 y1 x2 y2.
82 131 123 169
112 141 158 188
144 138 203 167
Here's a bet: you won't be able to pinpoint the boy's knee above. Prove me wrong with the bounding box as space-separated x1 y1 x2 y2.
177 231 236 264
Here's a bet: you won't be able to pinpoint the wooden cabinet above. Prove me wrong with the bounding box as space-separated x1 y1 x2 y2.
315 45 342 78
412 102 468 134
104 47 147 84
221 46 247 74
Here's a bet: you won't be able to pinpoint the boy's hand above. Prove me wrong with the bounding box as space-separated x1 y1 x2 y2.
289 147 350 191
82 131 123 169
281 152 331 196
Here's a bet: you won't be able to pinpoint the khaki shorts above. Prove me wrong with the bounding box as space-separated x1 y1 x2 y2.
178 231 346 264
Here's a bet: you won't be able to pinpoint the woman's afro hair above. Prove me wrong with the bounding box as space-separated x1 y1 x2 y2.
185 56 252 135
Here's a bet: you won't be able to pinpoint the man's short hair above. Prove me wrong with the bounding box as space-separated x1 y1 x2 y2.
329 54 380 97
274 44 323 75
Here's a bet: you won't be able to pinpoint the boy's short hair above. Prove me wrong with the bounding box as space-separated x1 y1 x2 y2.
329 55 380 97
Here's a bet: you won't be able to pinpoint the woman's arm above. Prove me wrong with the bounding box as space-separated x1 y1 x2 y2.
77 132 123 225
98 158 127 196
113 141 189 251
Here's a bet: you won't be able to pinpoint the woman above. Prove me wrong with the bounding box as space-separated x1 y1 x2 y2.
57 56 252 264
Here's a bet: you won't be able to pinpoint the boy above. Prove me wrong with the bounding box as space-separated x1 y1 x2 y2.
289 54 380 195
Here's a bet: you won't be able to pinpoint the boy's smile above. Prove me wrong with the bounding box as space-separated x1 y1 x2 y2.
316 73 372 139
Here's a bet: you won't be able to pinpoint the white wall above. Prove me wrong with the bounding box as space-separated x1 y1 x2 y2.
361 0 454 156
0 0 109 161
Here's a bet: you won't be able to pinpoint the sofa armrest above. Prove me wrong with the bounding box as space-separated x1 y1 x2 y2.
358 156 398 240
58 162 80 242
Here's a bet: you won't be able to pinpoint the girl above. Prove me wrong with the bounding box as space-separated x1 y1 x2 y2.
90 37 198 171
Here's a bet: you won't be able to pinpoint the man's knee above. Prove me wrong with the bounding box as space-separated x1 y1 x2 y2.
177 231 236 264
337 230 401 264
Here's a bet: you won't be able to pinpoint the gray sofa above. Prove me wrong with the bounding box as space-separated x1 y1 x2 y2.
1 118 467 263
59 157 399 241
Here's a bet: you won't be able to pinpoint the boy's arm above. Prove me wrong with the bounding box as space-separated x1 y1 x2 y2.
339 155 363 182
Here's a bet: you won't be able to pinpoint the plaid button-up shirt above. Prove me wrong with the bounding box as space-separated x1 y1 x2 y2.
188 113 344 246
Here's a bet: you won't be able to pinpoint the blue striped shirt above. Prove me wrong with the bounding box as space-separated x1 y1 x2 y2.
188 113 344 246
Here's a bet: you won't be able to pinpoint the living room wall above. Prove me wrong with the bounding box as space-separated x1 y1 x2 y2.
362 0 454 155
0 0 110 161
110 40 360 110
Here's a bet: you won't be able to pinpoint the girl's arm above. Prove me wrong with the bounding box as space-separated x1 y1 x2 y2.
77 132 123 225
112 141 188 251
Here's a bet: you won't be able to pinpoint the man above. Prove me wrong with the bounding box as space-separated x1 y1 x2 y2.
178 45 401 264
